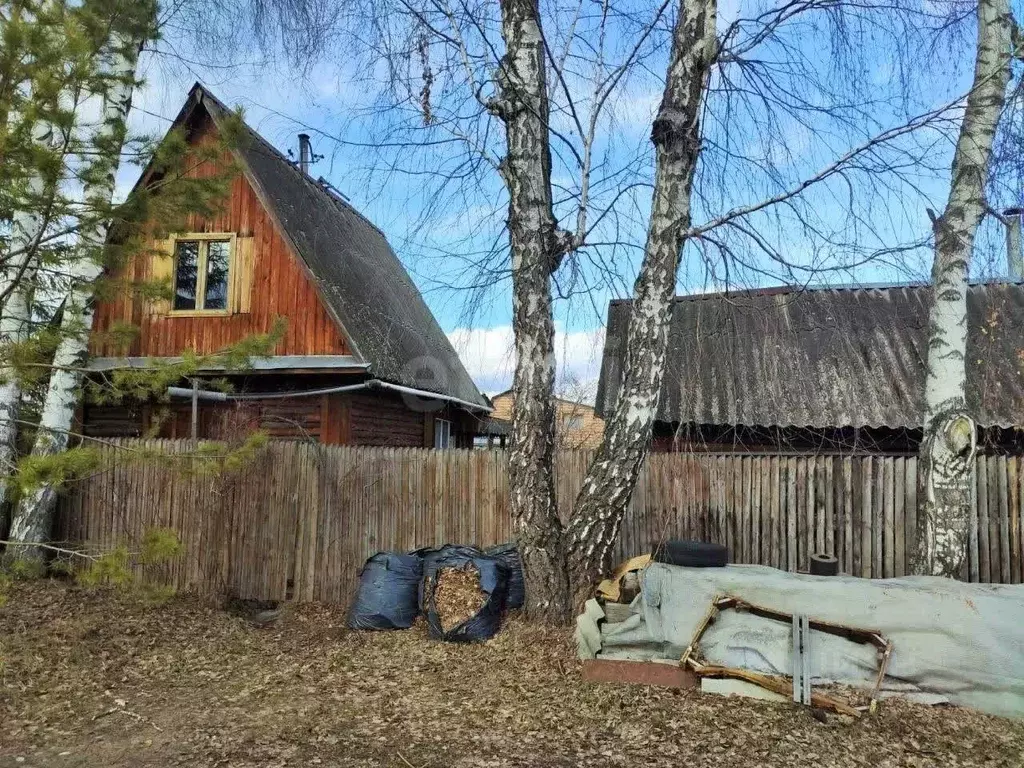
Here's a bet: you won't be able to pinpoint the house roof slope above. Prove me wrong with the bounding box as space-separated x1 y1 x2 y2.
188 85 487 409
595 282 1024 429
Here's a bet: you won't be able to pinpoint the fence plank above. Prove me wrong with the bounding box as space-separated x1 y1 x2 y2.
786 457 797 572
906 457 918 574
883 458 895 578
861 456 873 579
873 459 884 578
54 443 1024 605
894 457 906 576
979 455 990 583
843 457 853 575
997 456 1010 585
1011 458 1021 585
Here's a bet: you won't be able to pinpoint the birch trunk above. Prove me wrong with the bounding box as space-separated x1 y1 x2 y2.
0 121 51 537
6 37 141 560
912 0 1012 578
565 0 717 602
495 0 571 621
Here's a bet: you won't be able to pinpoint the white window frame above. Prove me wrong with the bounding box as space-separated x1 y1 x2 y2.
434 418 453 449
170 232 236 315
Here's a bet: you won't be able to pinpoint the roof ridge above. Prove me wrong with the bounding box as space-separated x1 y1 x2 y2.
606 278 1024 307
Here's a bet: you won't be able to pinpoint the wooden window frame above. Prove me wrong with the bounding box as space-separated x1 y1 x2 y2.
168 232 236 316
565 415 584 431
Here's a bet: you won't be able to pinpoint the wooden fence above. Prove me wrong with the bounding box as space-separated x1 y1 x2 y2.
56 441 1024 603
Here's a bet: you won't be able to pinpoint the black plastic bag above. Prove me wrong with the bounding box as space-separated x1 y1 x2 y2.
485 543 525 609
347 552 423 630
414 544 483 611
424 551 508 643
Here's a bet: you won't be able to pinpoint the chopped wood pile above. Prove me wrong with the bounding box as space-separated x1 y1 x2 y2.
433 565 487 631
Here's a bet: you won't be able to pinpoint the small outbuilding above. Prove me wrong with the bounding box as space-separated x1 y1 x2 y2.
595 282 1024 454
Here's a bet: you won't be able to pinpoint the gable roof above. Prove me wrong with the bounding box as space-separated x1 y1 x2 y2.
157 84 487 410
595 282 1024 429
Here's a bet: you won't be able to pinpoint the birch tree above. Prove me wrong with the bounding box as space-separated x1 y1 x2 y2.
240 0 974 619
489 0 572 618
6 10 152 554
0 0 109 534
564 0 716 600
0 1 278 565
912 0 1015 577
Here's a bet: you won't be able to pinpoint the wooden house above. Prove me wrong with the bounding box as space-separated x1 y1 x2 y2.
595 283 1024 454
484 389 604 449
85 84 490 446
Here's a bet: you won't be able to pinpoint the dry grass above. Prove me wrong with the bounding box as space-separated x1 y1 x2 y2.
1 580 1022 767
433 566 487 631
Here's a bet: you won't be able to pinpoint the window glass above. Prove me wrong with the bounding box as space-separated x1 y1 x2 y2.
173 240 199 310
566 416 584 431
434 418 452 449
204 240 230 310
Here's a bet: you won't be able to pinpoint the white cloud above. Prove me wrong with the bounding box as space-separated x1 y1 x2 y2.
448 324 606 404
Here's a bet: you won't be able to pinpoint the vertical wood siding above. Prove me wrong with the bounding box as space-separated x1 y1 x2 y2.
56 443 1024 603
90 113 349 357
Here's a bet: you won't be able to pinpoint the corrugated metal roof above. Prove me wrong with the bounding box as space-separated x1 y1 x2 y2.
184 85 488 410
595 283 1024 429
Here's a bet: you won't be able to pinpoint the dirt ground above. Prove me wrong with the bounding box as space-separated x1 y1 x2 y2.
1 581 1022 767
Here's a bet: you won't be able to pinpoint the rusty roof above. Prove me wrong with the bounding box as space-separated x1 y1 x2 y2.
595 283 1024 429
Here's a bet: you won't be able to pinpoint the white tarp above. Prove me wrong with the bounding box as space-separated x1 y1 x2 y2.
581 563 1024 717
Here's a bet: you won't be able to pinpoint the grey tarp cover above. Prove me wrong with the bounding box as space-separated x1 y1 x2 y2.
577 563 1024 717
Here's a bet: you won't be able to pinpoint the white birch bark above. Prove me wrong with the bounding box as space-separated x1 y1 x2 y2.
913 0 1012 578
6 36 141 557
566 0 717 601
0 121 52 535
494 0 572 621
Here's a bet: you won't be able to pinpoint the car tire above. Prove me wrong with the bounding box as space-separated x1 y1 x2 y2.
652 540 728 568
809 553 838 576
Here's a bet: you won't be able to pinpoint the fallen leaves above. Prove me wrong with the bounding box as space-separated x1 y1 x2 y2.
0 580 1022 767
433 565 487 631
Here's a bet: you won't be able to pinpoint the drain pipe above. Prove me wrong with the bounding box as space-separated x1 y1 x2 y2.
166 379 492 413
166 381 371 402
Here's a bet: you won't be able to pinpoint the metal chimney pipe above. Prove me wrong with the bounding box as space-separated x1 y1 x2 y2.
1004 207 1023 279
298 133 312 175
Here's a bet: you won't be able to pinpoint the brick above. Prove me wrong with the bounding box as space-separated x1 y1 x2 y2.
581 659 697 689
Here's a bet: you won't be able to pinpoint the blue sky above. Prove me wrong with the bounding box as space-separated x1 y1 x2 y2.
119 0 1017 396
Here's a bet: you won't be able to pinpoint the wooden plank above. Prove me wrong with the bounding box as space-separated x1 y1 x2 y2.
741 457 752 564
753 457 763 564
843 457 853 575
814 458 826 556
770 455 781 569
998 456 1011 585
824 457 835 560
905 457 917 574
989 456 1003 583
883 457 895 578
968 455 980 584
786 457 797 572
1011 458 1021 585
796 458 807 571
806 457 816 566
861 456 873 579
893 457 906 577
873 457 884 578
979 455 990 583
